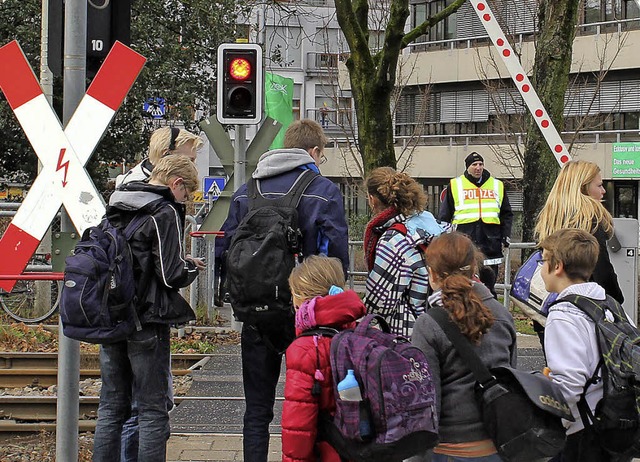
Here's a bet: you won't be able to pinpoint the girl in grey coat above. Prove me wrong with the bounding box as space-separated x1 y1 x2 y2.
412 232 517 462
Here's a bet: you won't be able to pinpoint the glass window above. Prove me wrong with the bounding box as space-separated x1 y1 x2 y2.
264 26 303 68
623 112 640 130
585 0 603 23
625 0 640 18
614 183 638 218
413 3 427 27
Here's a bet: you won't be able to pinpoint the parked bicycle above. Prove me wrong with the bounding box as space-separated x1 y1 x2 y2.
0 253 62 323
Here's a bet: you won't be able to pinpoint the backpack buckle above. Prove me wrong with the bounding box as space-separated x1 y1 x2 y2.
286 226 300 250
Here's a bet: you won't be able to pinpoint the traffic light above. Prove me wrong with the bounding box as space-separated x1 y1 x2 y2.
48 0 131 78
216 43 263 125
86 0 131 77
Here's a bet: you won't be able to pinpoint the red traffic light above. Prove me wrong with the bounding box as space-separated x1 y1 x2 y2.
229 57 251 81
217 43 263 124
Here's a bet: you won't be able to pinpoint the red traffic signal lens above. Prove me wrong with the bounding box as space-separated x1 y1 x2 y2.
229 57 251 80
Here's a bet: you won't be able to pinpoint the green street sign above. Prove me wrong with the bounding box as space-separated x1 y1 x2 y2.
612 143 640 178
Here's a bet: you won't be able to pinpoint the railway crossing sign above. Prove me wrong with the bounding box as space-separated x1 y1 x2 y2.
203 176 226 200
0 40 145 291
469 0 571 167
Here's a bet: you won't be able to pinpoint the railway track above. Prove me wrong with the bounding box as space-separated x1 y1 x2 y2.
0 352 210 388
0 396 241 433
0 352 211 432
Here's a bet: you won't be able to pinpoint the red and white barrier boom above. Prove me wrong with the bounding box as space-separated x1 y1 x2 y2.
0 40 145 291
469 0 571 167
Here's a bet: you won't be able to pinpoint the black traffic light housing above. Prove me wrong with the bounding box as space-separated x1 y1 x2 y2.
47 0 131 78
87 0 131 77
216 43 263 125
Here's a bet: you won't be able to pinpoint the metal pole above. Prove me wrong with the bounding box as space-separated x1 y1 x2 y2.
56 0 86 459
40 0 54 104
38 0 54 326
231 125 247 331
234 125 247 191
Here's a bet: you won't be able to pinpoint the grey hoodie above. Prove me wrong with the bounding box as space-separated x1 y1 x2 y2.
252 148 315 179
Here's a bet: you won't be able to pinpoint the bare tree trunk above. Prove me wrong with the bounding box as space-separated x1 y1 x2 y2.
334 0 465 176
347 61 397 172
522 0 580 243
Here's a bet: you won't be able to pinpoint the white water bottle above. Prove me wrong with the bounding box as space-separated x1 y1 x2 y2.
337 369 362 401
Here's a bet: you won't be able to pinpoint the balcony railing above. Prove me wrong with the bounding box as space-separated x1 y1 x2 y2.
393 126 640 147
408 17 640 53
305 51 350 72
307 107 356 134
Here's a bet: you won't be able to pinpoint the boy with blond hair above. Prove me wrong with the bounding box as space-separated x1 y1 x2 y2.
116 126 203 187
539 228 613 462
94 155 205 462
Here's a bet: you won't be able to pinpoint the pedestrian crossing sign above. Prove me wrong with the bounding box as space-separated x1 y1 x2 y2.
203 176 226 200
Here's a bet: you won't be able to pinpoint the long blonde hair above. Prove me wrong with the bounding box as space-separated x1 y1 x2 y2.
288 256 345 302
534 160 613 241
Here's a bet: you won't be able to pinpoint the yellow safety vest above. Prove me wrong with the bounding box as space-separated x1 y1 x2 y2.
450 175 503 225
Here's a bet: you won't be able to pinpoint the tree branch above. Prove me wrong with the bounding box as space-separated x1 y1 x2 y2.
402 0 466 48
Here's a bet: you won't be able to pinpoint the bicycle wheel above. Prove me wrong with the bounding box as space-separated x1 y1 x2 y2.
0 279 60 323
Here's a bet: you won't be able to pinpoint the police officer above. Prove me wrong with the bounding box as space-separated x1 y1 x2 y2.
439 152 513 296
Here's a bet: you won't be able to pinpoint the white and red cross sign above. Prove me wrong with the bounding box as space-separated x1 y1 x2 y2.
469 0 572 167
0 40 145 291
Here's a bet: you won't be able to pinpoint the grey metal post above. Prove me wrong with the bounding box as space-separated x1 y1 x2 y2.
56 0 86 459
38 0 54 319
234 125 247 192
40 0 54 104
230 125 247 332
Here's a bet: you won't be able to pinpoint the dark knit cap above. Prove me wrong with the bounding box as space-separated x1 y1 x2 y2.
465 152 484 168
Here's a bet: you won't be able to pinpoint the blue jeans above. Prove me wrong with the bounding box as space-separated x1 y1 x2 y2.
93 324 171 462
432 454 503 462
241 324 286 462
120 361 174 462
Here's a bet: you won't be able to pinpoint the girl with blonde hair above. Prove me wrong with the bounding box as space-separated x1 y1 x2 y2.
412 232 517 462
535 160 623 304
282 256 366 462
364 167 450 337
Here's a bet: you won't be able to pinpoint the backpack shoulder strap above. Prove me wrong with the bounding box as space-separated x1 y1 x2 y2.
297 326 339 339
554 294 613 323
389 222 407 235
388 222 428 255
248 170 318 211
426 307 495 387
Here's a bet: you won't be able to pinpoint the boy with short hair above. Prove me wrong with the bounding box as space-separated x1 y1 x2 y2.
93 155 205 462
539 228 610 462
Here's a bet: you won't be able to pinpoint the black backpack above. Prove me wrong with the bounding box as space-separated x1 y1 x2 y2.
552 294 640 458
226 170 318 328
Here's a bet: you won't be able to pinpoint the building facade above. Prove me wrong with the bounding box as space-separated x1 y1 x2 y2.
228 0 640 222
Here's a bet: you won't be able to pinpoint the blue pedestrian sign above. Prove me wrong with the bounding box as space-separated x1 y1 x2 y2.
143 97 166 119
203 176 226 200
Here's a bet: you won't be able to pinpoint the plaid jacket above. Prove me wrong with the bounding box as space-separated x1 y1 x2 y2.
364 214 430 338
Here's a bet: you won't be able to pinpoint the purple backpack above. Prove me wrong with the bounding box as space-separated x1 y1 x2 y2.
322 314 439 461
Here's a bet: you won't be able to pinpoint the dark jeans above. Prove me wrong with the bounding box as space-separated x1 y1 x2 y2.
241 324 285 462
550 427 614 462
120 361 174 462
93 324 171 462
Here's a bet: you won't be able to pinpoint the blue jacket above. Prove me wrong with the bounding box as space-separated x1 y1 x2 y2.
217 149 349 275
